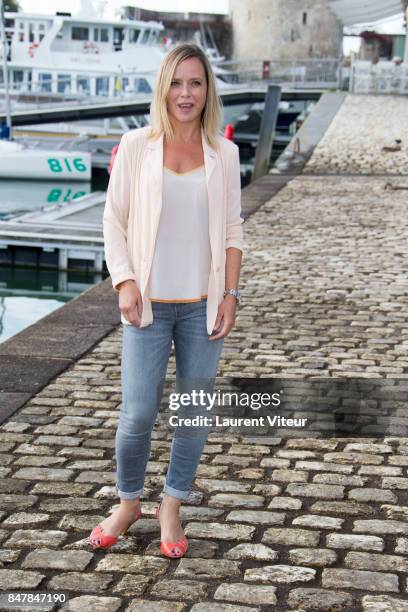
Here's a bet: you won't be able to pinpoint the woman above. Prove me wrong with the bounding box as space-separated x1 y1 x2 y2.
88 43 244 558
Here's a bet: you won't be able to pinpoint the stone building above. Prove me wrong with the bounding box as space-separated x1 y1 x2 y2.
229 0 343 62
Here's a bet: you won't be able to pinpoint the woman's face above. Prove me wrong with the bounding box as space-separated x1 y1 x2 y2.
166 57 207 128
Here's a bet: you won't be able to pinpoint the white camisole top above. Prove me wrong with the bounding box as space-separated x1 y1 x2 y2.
148 164 212 303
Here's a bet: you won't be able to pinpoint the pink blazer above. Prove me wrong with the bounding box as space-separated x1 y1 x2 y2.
103 125 244 334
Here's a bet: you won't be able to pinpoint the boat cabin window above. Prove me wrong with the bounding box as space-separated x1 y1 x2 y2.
4 18 14 36
57 74 71 94
12 70 24 90
129 28 141 43
72 26 89 41
134 77 151 93
39 73 52 92
77 76 90 95
113 27 124 50
96 76 109 96
94 27 109 43
140 29 149 44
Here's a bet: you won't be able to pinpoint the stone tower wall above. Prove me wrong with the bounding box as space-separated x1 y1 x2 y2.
229 0 343 62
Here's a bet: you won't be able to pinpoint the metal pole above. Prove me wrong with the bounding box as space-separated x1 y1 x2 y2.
0 0 12 134
338 31 344 91
252 84 281 182
349 52 355 93
404 6 408 64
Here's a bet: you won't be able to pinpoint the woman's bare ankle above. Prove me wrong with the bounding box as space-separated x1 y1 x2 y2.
120 498 141 513
160 494 182 514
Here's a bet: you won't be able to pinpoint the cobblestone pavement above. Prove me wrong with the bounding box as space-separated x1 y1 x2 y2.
236 173 408 378
2 350 408 612
304 95 408 175
1 94 408 611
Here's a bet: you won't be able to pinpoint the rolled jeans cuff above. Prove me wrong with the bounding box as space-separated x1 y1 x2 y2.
162 483 190 501
116 484 143 500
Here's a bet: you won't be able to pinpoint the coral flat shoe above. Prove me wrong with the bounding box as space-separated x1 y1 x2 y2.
155 504 189 558
87 508 142 550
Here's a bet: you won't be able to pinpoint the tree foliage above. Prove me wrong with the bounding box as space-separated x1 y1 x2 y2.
4 1 21 12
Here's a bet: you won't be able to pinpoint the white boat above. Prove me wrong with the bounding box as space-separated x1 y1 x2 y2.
0 1 234 101
0 178 91 219
0 139 91 180
0 7 163 98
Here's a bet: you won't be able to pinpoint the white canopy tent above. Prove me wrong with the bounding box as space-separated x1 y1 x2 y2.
328 0 405 26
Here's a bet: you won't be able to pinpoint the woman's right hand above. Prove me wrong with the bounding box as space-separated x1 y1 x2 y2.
117 280 143 326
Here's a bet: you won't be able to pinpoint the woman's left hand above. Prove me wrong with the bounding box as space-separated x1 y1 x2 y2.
209 295 237 340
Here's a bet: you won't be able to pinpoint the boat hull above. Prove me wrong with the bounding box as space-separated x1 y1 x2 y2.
0 149 92 181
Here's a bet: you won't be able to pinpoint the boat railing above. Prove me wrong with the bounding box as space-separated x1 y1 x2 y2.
0 69 158 110
0 58 346 114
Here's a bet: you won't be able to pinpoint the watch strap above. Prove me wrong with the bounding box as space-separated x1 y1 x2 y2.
223 288 241 304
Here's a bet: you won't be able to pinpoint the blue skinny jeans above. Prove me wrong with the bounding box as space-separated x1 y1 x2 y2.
115 298 224 501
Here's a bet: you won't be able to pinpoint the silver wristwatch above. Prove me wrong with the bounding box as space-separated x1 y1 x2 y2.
223 288 241 305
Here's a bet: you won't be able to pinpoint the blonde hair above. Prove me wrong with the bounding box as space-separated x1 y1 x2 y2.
149 43 223 150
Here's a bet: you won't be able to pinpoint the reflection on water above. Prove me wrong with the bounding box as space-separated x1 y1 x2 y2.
0 295 66 343
0 172 108 342
0 179 91 220
0 267 107 343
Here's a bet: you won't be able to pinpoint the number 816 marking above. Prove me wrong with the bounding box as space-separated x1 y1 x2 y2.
47 158 87 172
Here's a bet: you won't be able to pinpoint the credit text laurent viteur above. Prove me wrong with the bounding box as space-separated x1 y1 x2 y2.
168 415 308 427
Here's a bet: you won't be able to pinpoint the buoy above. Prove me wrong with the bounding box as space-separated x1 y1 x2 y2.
109 144 119 174
224 124 234 141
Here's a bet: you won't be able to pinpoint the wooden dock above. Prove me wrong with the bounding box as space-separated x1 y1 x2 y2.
0 192 106 272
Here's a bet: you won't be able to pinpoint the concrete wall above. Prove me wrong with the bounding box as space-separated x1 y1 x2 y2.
229 0 343 63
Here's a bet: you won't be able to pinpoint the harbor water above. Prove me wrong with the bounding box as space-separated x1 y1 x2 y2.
0 171 109 343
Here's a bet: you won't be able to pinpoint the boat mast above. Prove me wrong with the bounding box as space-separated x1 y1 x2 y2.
0 0 12 136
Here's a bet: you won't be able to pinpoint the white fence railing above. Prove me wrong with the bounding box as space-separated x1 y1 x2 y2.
349 60 408 95
216 58 342 89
